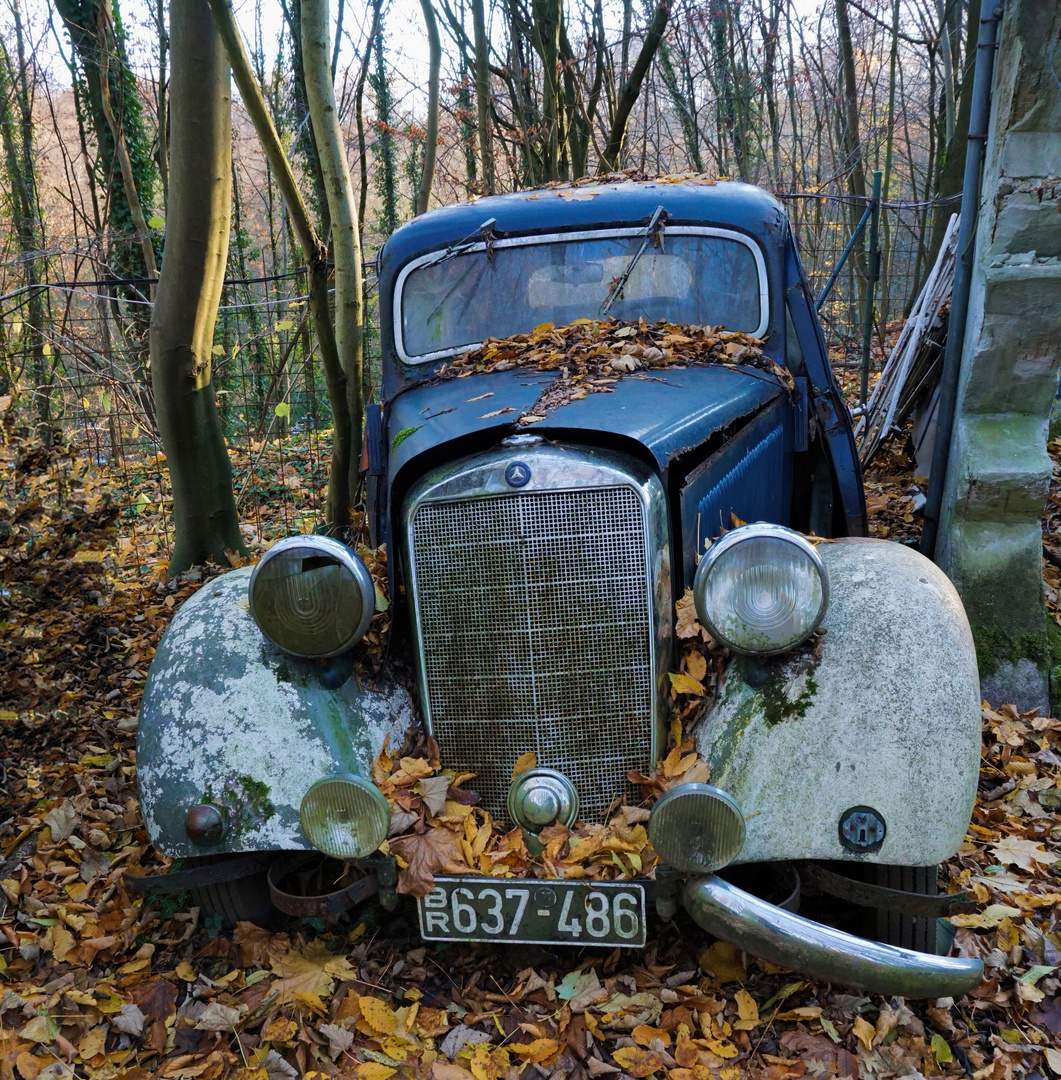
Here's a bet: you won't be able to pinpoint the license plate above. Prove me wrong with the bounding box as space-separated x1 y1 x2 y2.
417 877 647 946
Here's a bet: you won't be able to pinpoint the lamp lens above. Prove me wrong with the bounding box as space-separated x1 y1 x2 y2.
249 538 373 658
299 775 390 860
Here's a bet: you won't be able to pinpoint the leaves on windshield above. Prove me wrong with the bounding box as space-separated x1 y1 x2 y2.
436 318 790 426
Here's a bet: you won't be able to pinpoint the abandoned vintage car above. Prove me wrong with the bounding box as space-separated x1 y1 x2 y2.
136 181 984 997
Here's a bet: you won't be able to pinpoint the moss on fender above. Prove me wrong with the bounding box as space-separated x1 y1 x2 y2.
760 666 820 726
200 776 277 842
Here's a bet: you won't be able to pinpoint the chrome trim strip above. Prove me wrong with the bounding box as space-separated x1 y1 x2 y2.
683 875 984 999
393 225 771 365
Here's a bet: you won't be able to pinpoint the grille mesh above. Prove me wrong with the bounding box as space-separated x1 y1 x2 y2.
410 486 654 822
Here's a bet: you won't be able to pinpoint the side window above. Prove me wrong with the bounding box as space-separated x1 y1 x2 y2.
785 301 806 375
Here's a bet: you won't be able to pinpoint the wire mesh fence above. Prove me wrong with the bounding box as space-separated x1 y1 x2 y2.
781 192 960 365
0 191 955 564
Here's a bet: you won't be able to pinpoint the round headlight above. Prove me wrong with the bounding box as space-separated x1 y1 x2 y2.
648 783 745 873
300 774 390 860
693 523 828 655
248 535 375 658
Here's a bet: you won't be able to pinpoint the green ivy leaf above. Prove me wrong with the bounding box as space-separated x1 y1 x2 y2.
1018 964 1057 985
819 1017 841 1044
931 1034 953 1063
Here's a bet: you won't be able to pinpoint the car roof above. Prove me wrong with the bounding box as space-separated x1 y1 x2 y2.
379 180 787 269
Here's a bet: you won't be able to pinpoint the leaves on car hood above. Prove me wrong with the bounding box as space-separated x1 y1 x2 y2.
435 318 790 425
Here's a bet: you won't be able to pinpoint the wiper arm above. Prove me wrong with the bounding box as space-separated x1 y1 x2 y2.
421 217 498 270
601 205 667 317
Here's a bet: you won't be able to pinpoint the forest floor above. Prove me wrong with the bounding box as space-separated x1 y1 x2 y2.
1 388 1060 1080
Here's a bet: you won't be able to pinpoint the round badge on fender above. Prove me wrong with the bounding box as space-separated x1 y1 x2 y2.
505 462 531 487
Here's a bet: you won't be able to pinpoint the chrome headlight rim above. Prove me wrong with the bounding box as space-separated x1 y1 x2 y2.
693 522 828 656
248 534 375 659
299 772 391 860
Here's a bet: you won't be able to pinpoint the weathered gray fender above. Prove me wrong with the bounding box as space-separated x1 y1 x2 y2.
137 568 412 856
697 538 980 866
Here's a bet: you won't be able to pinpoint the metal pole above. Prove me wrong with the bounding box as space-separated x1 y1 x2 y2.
815 200 873 312
920 4 1003 560
859 170 883 406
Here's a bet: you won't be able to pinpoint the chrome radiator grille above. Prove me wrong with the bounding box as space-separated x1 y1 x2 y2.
409 486 654 822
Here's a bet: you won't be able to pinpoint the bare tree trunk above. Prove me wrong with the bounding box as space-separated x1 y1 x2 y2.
620 0 632 84
760 0 783 187
355 2 380 235
156 0 169 207
152 0 247 574
878 0 900 328
208 0 353 524
834 0 867 200
0 12 50 432
472 0 496 193
927 0 980 264
96 4 158 286
531 0 563 181
599 0 670 172
417 0 441 214
302 0 364 510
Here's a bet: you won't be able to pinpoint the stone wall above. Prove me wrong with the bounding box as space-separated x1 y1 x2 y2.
937 0 1061 710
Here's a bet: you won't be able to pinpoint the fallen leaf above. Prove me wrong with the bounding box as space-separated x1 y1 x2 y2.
111 1002 147 1037
20 1013 59 1046
432 1064 475 1080
389 826 469 896
852 1016 875 1051
271 940 356 998
734 988 759 1024
319 1023 355 1058
512 751 537 779
43 799 78 842
950 903 1023 929
611 1046 665 1077
699 941 746 982
419 775 450 816
991 836 1059 871
194 1002 241 1032
669 671 705 696
359 996 399 1036
441 1024 493 1058
509 1037 561 1063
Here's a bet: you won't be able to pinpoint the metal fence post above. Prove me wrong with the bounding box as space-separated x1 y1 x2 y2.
860 170 883 405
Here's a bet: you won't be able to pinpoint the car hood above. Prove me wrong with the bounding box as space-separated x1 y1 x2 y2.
386 363 785 487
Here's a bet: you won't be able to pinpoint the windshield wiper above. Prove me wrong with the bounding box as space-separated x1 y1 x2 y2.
601 205 667 317
421 217 498 270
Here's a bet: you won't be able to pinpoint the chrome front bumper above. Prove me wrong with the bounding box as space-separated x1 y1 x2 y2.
683 875 983 998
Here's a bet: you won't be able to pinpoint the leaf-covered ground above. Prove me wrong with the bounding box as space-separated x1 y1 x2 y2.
2 401 1061 1080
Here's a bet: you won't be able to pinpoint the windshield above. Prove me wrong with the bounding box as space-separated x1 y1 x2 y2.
397 228 766 363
